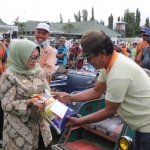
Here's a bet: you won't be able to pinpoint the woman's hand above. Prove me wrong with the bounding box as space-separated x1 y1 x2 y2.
51 92 72 103
28 98 45 111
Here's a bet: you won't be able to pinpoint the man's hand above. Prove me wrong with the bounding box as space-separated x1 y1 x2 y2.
65 116 79 127
51 92 72 103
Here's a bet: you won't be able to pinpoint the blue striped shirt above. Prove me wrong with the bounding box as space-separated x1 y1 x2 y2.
57 45 68 66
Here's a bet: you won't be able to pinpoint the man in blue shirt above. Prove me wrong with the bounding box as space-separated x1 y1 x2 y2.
56 37 68 73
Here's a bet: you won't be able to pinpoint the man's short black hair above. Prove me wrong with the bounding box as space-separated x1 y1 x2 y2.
90 36 114 56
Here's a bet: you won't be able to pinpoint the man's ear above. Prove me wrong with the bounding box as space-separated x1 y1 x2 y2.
101 50 106 56
48 33 50 37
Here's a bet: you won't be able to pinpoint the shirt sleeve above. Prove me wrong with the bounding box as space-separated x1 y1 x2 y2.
43 48 56 77
63 47 68 55
97 69 106 82
105 78 130 103
0 74 30 116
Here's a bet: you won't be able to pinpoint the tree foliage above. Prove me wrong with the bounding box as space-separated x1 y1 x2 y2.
122 8 141 37
60 14 63 23
90 7 95 20
82 9 88 21
123 9 136 37
145 18 150 28
74 10 81 22
62 23 74 33
135 8 141 36
108 14 113 29
13 21 26 34
117 16 120 22
100 20 105 25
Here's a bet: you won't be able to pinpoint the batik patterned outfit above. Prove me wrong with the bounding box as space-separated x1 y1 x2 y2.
0 39 52 150
0 69 52 150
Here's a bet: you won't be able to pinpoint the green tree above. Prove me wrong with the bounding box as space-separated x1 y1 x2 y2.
123 9 136 37
135 8 141 36
108 14 113 29
100 20 105 25
90 7 95 20
62 23 74 33
82 9 88 21
145 18 150 28
60 14 63 23
74 10 81 22
117 16 120 22
13 21 26 35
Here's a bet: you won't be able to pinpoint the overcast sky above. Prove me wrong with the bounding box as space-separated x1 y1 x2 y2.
0 0 149 27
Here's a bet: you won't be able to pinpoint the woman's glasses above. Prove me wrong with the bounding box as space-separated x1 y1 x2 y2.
29 55 41 62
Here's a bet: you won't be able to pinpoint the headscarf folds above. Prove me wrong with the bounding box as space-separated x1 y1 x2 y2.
7 40 42 75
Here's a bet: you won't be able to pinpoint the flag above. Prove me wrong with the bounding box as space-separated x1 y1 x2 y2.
15 17 19 21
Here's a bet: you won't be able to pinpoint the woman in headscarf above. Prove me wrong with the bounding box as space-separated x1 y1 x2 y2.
0 40 52 150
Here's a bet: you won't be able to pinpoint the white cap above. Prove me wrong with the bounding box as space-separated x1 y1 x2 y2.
0 35 3 41
119 41 125 45
36 23 50 33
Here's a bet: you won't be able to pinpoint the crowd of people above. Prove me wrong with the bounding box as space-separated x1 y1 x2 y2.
0 23 150 150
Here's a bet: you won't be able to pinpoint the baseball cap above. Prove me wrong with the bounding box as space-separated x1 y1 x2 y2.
74 39 80 44
139 27 149 33
36 23 50 33
59 36 66 42
132 42 137 45
119 41 125 45
78 30 106 58
0 35 3 41
143 29 150 36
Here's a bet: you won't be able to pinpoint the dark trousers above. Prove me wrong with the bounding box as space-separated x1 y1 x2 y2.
133 131 150 150
36 131 51 150
0 102 3 140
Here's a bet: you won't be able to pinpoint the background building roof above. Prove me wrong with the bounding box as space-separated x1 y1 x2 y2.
24 20 120 36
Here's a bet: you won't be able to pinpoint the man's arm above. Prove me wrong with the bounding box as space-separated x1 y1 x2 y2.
65 78 129 127
42 48 56 83
71 81 106 102
52 81 106 104
135 43 140 62
56 53 65 58
76 100 120 125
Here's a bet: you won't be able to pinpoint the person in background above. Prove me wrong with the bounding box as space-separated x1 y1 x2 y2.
116 45 124 54
54 41 60 64
68 40 83 69
140 29 150 70
127 41 131 49
35 23 56 84
49 40 53 47
0 40 52 150
0 36 7 148
120 41 131 57
112 41 118 51
0 35 7 72
135 27 149 64
131 42 137 55
55 41 60 50
56 37 68 73
4 38 10 57
130 42 137 61
53 30 150 150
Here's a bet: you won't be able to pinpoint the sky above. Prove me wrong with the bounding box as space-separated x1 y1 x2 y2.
0 0 149 27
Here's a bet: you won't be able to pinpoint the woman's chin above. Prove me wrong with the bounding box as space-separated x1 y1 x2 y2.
28 65 36 69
